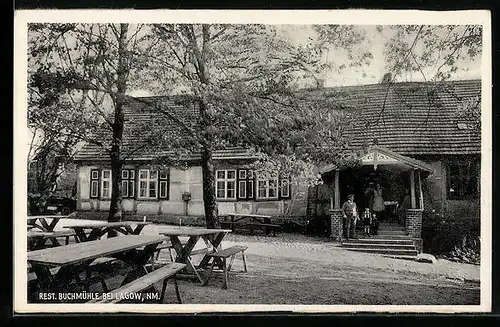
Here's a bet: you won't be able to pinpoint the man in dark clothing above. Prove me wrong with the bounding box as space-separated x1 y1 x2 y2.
341 194 359 240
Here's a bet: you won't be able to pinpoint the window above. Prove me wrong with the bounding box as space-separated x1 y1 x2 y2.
447 160 479 200
139 169 158 199
216 170 236 200
90 169 100 198
121 169 135 198
238 170 247 199
247 170 254 199
281 178 291 198
257 173 279 200
101 170 112 199
159 170 170 199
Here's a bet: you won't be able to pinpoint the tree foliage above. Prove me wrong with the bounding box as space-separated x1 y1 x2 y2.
383 25 482 132
132 24 369 226
28 23 144 224
28 23 371 227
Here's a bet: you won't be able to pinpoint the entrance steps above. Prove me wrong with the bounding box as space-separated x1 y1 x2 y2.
341 238 418 256
377 230 407 236
341 224 418 256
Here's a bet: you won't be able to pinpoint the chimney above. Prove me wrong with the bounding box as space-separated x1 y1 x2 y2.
316 78 325 89
380 73 392 84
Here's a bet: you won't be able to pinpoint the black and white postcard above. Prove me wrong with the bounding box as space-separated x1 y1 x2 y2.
13 9 492 313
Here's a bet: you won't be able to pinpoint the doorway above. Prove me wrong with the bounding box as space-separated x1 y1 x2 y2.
339 166 409 225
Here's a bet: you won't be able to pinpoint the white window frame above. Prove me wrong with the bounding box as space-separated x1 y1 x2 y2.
216 169 237 200
138 169 158 199
101 169 112 199
257 173 279 200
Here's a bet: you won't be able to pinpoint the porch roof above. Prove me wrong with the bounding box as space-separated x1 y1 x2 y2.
319 145 435 175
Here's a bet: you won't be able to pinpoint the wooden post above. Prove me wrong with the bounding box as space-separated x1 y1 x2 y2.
334 170 340 209
418 170 424 210
410 169 416 209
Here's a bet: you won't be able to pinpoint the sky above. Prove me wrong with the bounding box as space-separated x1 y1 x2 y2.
128 25 481 97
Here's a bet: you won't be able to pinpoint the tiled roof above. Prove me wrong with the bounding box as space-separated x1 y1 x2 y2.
74 96 259 162
330 79 481 155
74 79 481 162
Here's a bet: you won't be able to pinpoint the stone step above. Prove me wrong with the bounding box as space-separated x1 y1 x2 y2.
369 234 413 239
342 247 418 256
342 242 416 250
378 226 406 231
377 230 408 235
343 238 415 245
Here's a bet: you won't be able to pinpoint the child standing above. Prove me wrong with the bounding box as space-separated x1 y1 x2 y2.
362 207 373 236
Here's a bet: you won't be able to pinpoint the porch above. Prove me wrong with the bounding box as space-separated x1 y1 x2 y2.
319 146 434 251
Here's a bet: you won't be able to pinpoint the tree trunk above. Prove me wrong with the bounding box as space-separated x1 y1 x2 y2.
201 146 219 229
199 97 219 229
108 23 129 236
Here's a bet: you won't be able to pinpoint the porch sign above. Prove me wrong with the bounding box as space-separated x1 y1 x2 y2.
360 150 399 170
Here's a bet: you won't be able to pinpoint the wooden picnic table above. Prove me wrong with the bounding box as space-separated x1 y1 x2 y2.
28 234 168 301
27 215 71 232
224 213 280 236
27 230 79 250
226 213 272 224
159 227 232 285
63 221 151 242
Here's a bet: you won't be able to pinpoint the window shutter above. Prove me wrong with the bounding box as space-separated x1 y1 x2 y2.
237 169 247 199
247 169 255 199
159 169 170 200
280 177 291 199
90 169 100 198
129 169 136 198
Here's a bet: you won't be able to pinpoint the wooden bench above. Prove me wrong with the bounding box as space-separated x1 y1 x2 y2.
28 257 118 300
224 214 280 236
203 246 248 289
147 240 188 267
27 230 82 250
88 262 186 304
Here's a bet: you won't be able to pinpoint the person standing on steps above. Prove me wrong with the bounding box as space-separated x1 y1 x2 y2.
373 183 386 221
364 182 375 211
361 207 373 236
341 194 359 240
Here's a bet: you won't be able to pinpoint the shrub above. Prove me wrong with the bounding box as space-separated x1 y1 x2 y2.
421 210 480 256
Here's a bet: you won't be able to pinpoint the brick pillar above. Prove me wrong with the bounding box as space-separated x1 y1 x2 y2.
405 209 423 238
330 209 343 241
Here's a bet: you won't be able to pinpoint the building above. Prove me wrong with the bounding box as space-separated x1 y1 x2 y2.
73 96 303 219
74 79 481 246
309 79 481 250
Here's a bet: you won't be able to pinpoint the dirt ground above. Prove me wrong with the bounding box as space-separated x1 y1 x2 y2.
49 220 481 305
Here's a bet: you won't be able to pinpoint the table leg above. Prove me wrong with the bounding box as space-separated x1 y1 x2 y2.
46 218 61 232
170 235 204 284
198 232 228 269
130 225 146 235
89 228 105 241
38 218 51 232
28 223 45 232
114 242 162 291
112 226 129 235
48 237 61 247
30 263 54 294
73 227 89 242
